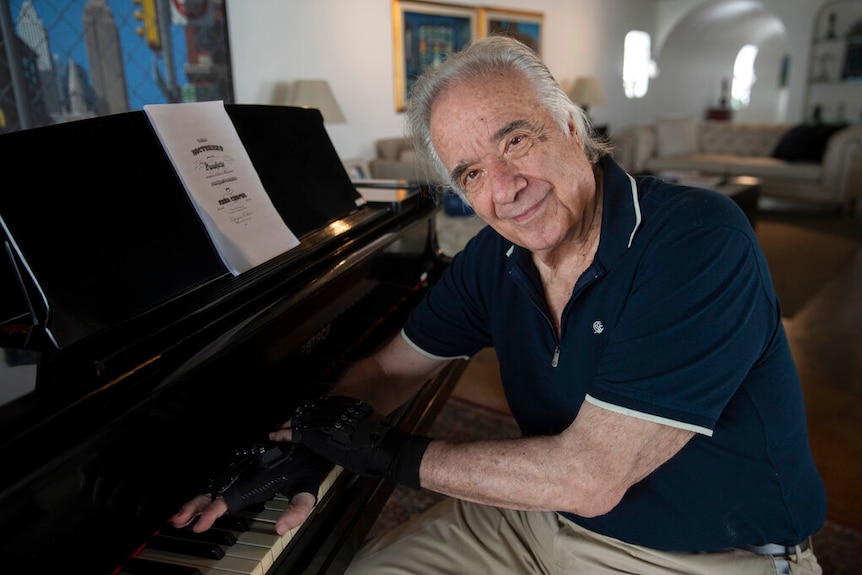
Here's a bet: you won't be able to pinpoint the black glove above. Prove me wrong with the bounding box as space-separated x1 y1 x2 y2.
208 443 331 515
290 396 431 490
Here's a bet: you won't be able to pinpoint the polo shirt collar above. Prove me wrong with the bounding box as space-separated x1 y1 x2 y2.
595 155 643 269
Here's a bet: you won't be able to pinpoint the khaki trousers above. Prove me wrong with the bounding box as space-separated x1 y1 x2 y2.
346 498 821 575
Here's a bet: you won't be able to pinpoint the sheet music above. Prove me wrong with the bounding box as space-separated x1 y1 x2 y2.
144 101 299 275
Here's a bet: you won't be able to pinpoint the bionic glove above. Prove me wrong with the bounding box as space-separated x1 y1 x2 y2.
290 396 431 490
208 443 331 515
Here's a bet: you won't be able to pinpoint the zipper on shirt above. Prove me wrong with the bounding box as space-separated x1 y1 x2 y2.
516 285 563 367
507 260 564 368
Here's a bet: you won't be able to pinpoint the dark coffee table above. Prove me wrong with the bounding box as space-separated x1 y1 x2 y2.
713 175 761 227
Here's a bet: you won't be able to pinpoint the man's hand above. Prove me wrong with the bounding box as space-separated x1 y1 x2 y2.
270 396 431 489
170 491 317 536
170 444 330 536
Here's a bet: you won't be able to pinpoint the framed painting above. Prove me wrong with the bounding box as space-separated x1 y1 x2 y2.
478 7 543 55
1 0 234 134
392 0 476 112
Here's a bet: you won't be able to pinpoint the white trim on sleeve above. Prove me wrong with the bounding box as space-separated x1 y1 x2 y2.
400 329 472 361
585 394 714 437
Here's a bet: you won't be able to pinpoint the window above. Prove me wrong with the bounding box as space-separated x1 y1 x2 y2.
623 30 657 98
731 44 759 109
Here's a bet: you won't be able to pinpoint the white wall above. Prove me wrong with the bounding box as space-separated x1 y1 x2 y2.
225 0 654 164
225 0 833 165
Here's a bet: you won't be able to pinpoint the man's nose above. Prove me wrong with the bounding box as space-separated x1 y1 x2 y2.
488 157 526 204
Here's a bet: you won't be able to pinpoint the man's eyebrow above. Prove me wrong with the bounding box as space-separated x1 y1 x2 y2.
449 120 536 183
492 119 533 143
450 162 469 185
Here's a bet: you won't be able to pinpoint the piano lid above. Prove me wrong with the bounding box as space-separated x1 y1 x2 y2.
0 105 364 351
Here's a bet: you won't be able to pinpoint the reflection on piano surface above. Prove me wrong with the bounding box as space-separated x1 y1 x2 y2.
0 105 467 574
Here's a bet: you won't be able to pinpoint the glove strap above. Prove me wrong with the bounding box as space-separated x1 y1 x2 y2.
386 431 432 489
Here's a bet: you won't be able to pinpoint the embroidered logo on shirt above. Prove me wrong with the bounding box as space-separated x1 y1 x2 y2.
592 320 604 334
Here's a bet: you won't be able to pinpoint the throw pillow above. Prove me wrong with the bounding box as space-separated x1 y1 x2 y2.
654 116 699 157
772 123 847 163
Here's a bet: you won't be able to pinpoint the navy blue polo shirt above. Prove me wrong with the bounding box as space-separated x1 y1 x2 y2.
402 156 826 552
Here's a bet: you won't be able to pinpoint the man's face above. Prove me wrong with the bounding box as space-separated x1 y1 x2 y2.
430 72 597 254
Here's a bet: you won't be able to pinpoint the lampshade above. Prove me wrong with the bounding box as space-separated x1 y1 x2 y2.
286 79 346 124
568 76 606 109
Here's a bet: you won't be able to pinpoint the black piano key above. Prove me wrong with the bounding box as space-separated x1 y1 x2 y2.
121 557 203 575
212 516 251 532
243 502 267 513
148 535 225 559
237 508 281 525
161 526 238 546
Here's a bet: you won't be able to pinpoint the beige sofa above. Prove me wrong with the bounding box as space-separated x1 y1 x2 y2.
368 137 440 183
612 118 862 213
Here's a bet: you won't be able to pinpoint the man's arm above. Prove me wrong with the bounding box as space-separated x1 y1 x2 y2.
323 332 449 415
276 334 694 519
420 400 694 517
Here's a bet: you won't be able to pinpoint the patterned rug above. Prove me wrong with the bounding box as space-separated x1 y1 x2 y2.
369 398 862 573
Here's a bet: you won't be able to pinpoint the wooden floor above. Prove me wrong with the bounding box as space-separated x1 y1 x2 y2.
441 205 862 533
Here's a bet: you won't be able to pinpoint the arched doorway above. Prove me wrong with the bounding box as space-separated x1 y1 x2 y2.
651 0 790 123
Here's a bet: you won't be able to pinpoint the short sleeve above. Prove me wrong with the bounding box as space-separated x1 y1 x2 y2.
588 219 778 432
403 228 498 358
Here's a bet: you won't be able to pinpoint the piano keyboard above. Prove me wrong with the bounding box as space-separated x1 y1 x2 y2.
123 465 343 575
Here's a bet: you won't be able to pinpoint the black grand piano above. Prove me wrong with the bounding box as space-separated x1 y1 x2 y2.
0 105 467 574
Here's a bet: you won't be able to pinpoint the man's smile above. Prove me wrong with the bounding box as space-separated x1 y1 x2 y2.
507 189 549 224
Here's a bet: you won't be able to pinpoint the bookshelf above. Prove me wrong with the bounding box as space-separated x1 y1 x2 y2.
806 1 862 124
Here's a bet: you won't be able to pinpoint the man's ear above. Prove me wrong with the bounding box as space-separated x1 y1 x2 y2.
568 119 585 150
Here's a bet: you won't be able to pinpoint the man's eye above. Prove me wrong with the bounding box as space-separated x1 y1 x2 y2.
507 134 532 157
461 169 482 195
462 169 480 185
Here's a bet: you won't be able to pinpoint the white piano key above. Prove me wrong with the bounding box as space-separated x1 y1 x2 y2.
233 530 281 550
245 520 286 556
138 547 264 575
251 465 344 564
224 542 273 571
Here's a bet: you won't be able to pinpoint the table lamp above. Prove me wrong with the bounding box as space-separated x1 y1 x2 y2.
286 79 346 124
568 76 605 115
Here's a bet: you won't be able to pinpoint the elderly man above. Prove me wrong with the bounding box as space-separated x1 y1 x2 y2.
174 36 825 575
